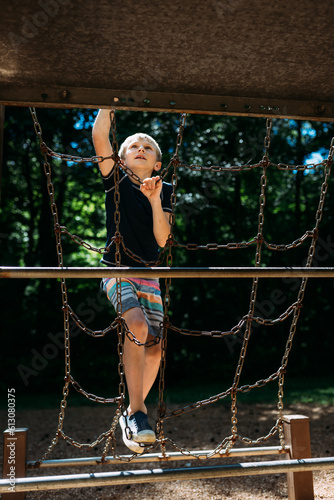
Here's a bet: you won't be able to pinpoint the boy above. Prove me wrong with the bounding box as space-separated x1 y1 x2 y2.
92 109 173 453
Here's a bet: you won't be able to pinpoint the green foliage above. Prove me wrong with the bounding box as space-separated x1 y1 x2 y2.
1 108 334 399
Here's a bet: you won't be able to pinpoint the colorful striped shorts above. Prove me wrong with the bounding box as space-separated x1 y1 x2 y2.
101 278 164 338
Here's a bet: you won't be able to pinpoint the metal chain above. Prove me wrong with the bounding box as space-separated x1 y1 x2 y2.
55 219 317 258
228 153 269 446
173 229 315 253
56 225 108 254
178 160 262 173
167 300 299 338
277 142 333 395
163 370 282 420
31 108 325 260
275 146 333 447
108 111 129 435
29 108 127 464
70 376 121 404
276 161 326 171
30 107 333 461
121 240 169 266
167 321 246 338
30 108 72 464
262 118 272 162
178 160 324 174
175 113 187 157
156 118 184 457
68 305 118 337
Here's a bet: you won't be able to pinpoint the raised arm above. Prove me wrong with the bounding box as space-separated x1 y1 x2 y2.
92 109 115 177
140 176 171 247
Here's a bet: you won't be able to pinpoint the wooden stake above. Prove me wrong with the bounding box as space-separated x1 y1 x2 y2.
283 415 314 500
2 428 28 500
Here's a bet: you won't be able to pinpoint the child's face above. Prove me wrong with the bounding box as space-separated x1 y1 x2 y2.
124 138 161 176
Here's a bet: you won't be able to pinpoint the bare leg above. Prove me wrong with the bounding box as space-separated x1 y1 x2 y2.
143 336 162 402
123 308 161 415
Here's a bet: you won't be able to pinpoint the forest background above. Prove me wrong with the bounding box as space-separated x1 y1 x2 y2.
1 107 334 407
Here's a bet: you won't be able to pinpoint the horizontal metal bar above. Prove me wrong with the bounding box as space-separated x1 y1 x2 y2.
0 85 333 121
27 446 286 469
1 457 333 492
1 266 334 279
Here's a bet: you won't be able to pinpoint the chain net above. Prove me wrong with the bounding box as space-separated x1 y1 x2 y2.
28 108 334 466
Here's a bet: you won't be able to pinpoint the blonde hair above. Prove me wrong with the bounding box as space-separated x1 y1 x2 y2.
119 133 162 162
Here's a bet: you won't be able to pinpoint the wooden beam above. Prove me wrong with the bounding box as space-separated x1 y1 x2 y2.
1 1 333 119
0 87 333 121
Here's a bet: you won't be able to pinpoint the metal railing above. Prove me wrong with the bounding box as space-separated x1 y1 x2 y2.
2 266 334 279
1 457 334 493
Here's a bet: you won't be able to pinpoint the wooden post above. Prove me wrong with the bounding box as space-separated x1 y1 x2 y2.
283 415 314 500
0 104 4 204
2 428 28 499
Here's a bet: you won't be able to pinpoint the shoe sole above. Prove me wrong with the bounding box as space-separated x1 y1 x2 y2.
132 430 156 444
119 415 145 454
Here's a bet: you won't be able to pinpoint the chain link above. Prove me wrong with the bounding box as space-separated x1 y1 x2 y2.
70 376 121 404
156 123 182 457
262 118 272 162
68 305 118 337
167 299 300 338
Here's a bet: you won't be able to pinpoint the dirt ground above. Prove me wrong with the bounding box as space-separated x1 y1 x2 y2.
1 402 333 499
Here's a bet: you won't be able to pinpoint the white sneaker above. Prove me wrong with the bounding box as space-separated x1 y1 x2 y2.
119 413 146 454
127 411 156 444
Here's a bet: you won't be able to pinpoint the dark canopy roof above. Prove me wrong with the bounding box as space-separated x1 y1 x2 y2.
0 0 333 120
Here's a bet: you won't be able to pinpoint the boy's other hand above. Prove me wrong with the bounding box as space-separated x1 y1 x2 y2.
140 176 162 202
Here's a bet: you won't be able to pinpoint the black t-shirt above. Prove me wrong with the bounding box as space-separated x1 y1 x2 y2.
101 168 173 267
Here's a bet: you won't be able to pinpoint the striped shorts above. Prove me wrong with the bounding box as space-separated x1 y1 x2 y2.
101 278 164 338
